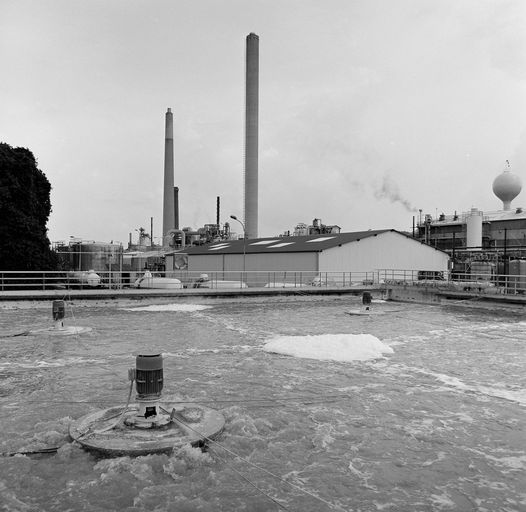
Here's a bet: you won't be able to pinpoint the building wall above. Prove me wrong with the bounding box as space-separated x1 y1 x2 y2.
418 215 526 251
490 220 526 248
188 251 318 286
187 254 225 272
188 252 317 272
245 252 317 271
319 231 449 274
186 232 449 285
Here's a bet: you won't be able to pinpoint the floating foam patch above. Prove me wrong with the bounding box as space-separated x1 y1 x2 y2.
263 333 393 362
0 356 103 370
121 304 212 312
29 326 92 336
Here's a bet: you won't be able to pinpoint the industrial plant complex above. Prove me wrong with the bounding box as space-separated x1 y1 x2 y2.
52 33 525 292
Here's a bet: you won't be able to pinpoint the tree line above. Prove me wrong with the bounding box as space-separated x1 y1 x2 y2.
0 142 58 270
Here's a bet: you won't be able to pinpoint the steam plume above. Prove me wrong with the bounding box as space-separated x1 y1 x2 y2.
374 173 415 212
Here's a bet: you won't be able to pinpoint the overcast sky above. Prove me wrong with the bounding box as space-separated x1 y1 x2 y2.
2 0 525 245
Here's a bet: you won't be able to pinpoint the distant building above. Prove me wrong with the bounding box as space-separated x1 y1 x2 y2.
415 163 525 255
288 219 341 237
415 208 526 252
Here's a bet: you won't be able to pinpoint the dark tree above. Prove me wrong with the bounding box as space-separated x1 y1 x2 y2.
0 142 58 270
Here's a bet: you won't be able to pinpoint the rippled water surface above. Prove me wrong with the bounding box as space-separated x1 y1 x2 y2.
1 295 525 511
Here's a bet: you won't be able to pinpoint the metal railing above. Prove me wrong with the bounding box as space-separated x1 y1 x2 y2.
0 270 379 292
1 269 526 295
377 269 526 295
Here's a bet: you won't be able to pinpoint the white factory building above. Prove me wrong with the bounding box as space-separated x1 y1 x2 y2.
182 229 449 285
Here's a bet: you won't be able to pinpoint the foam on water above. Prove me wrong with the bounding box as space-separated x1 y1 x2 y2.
419 368 526 406
29 325 93 336
0 356 104 371
1 296 525 511
120 303 213 312
263 333 394 362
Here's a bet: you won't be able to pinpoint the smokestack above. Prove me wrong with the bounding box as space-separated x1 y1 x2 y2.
216 196 220 227
163 108 175 246
244 33 259 239
174 186 179 230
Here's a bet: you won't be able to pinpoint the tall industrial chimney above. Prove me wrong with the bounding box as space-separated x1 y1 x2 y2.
244 33 259 239
174 186 179 230
163 108 175 246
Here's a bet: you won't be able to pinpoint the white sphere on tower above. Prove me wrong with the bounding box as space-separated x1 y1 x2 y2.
492 161 521 210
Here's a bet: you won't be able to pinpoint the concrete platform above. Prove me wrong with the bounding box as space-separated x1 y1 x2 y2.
386 284 526 307
2 284 525 309
0 285 380 302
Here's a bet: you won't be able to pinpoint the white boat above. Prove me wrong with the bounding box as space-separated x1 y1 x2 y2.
133 271 183 289
212 280 248 289
346 308 383 316
194 280 248 289
264 282 306 288
69 270 101 287
192 274 247 289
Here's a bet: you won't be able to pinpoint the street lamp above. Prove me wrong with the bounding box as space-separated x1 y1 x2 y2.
230 215 246 273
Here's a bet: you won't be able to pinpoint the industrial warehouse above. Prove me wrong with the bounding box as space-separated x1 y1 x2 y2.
179 229 449 287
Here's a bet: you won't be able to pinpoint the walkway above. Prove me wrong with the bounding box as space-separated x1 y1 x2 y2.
0 286 376 301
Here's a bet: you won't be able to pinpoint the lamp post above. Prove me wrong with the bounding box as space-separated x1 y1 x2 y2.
230 215 246 274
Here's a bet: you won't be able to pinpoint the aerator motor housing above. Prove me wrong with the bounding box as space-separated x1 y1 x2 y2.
52 300 65 320
69 352 226 456
126 354 171 428
135 354 164 398
52 300 65 328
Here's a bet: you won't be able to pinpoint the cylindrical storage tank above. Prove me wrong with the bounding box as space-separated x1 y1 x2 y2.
519 260 526 291
70 243 122 271
496 261 507 286
466 208 483 250
294 223 308 236
135 354 164 399
452 261 469 281
471 261 494 281
509 260 520 291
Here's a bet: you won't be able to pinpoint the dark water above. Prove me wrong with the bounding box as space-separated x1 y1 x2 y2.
0 296 524 511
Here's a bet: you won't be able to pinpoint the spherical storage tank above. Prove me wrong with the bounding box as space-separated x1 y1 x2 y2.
493 165 522 210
